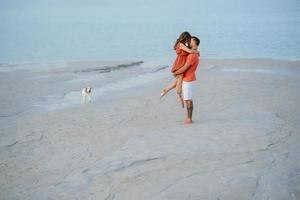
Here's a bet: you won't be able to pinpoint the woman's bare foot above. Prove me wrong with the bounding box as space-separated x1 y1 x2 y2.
160 89 167 99
184 118 192 124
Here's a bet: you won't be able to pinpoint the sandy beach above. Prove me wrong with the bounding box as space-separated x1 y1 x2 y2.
1 58 300 200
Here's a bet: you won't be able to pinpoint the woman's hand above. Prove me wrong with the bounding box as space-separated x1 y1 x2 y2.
191 49 199 54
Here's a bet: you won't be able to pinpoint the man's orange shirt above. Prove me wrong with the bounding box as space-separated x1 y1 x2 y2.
183 53 200 82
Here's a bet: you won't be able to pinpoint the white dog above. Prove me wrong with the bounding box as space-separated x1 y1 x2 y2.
82 87 92 103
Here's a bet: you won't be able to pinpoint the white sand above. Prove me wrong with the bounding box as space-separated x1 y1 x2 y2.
1 58 300 200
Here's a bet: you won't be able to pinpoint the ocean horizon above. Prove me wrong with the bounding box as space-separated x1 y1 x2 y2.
1 0 300 63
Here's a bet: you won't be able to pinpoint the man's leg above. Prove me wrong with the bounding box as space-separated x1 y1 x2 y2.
184 100 193 124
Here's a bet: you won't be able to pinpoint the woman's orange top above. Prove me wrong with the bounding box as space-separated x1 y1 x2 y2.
171 43 189 73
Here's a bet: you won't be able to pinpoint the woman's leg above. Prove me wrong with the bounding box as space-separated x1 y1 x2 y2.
176 75 183 95
176 75 184 108
160 80 177 98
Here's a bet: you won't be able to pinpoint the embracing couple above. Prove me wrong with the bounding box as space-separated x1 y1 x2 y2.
160 32 200 124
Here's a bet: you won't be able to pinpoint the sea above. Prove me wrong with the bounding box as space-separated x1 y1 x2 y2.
0 0 300 63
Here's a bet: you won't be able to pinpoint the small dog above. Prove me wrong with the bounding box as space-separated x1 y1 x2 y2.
82 87 92 103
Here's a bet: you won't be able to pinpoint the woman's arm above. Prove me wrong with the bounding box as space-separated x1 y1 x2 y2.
179 43 198 54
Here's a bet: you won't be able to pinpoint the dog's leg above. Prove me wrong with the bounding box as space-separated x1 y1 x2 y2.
88 95 91 103
82 96 86 104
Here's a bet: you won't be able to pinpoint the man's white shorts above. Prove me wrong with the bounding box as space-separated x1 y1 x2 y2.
182 81 195 101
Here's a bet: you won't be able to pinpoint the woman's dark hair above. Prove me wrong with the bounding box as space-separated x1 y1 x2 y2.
174 31 192 50
191 36 200 46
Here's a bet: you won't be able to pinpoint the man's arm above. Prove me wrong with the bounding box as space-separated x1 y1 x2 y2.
179 43 198 54
173 63 190 75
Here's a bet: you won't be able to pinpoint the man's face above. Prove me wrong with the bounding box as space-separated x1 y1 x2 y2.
190 38 198 49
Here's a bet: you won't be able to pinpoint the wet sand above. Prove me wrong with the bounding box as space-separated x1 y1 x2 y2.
1 58 300 200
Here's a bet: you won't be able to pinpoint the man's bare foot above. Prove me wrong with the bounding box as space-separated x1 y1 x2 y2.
184 118 192 124
160 89 167 99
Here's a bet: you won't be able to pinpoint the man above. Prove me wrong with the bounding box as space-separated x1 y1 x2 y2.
173 36 200 124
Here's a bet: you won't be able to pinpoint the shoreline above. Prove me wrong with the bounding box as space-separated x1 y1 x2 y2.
1 56 300 65
1 57 299 125
0 57 299 119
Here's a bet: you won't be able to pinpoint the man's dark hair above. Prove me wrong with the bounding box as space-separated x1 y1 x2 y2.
192 36 200 46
